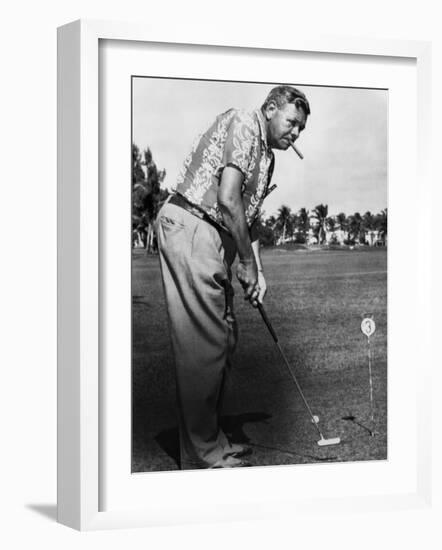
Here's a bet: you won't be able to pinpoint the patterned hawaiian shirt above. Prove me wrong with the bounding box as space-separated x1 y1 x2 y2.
174 108 275 231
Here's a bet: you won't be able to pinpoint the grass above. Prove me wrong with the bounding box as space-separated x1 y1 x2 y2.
132 246 387 472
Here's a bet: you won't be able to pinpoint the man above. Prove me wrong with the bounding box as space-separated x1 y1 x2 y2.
156 85 310 469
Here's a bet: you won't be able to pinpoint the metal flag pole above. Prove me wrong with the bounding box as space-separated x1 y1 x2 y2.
367 335 374 424
361 315 376 436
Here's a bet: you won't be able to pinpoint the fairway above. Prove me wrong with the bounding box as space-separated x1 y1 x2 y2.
132 247 387 472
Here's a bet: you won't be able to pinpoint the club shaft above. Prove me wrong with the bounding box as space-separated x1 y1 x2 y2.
258 304 324 439
275 341 324 439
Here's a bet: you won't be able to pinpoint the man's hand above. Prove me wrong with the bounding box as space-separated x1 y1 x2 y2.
236 259 259 306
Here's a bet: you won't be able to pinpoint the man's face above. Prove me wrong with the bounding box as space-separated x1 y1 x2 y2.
265 101 307 150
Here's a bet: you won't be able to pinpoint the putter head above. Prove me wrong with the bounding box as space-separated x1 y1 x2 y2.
317 437 341 447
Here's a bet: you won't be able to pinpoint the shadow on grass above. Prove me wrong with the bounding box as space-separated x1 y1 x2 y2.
155 411 272 468
342 414 374 435
220 412 272 444
154 427 180 467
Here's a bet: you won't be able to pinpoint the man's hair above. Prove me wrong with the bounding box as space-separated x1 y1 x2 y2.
261 85 311 116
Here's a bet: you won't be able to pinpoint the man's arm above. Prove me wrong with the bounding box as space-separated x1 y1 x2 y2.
250 223 267 304
217 167 259 305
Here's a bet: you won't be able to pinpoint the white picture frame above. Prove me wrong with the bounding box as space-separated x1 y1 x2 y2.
57 19 432 531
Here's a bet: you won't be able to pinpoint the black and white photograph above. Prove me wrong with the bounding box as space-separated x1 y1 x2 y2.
131 77 388 472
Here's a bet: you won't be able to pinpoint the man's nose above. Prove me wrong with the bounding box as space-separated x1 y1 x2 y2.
290 127 300 140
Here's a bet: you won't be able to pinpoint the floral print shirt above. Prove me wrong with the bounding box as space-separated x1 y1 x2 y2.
175 108 275 231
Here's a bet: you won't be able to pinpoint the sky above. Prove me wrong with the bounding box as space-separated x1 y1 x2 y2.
132 77 387 218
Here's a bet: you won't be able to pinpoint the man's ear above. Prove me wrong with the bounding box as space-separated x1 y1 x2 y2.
264 100 278 120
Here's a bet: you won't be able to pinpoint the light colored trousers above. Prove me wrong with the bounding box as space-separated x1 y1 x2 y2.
156 202 238 469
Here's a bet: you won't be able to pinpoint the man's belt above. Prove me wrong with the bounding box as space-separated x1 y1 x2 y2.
168 193 226 233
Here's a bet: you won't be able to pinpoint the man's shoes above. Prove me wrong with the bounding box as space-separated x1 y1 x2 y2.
209 455 252 468
223 442 252 459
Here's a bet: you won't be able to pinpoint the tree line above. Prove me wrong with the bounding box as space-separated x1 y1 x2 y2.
132 144 387 251
258 203 387 247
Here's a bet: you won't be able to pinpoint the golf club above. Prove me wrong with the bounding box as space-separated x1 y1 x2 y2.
257 303 340 447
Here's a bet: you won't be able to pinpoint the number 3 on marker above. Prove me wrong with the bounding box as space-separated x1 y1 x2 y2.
361 318 376 337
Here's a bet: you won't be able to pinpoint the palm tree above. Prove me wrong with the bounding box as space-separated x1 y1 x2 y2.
289 212 298 239
132 143 145 185
363 211 376 245
375 208 388 245
348 212 363 243
276 205 292 244
296 207 310 243
254 211 276 246
132 144 167 253
326 216 336 231
266 214 277 229
336 212 348 231
312 204 328 244
335 212 348 244
325 216 336 243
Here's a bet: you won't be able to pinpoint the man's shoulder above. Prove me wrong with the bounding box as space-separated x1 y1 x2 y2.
231 108 259 128
216 108 258 129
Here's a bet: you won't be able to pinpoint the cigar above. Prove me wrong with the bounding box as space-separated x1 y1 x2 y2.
289 141 304 160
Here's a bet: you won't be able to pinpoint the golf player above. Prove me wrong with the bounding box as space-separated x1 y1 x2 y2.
156 85 310 469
